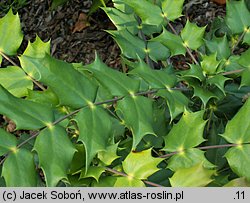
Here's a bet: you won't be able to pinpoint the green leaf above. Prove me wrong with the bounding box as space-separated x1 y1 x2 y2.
151 27 186 56
238 49 250 87
181 20 206 50
205 35 231 60
201 53 221 75
116 96 156 149
51 0 68 9
207 75 231 95
84 55 140 96
98 143 120 165
0 9 23 55
2 149 37 186
225 0 250 34
167 148 215 171
0 85 54 130
129 58 176 89
108 29 146 59
33 126 76 186
122 0 163 25
0 66 33 97
161 0 184 21
224 177 250 187
0 128 17 156
163 110 206 151
181 64 205 81
147 41 170 61
221 98 250 143
157 89 189 121
80 166 105 182
93 176 145 187
89 0 109 15
75 105 113 172
20 55 98 108
225 145 250 180
122 149 163 179
170 162 215 187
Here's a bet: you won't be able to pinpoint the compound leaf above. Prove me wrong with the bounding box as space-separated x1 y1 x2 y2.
2 149 37 186
163 110 206 152
122 149 163 180
33 126 76 186
0 85 54 130
0 9 23 55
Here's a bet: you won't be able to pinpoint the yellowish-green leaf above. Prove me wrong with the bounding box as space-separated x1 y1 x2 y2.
163 110 206 152
170 162 215 187
0 66 33 97
201 53 221 75
33 126 76 186
98 143 120 166
2 149 37 186
122 149 163 180
0 9 23 55
224 177 250 187
80 166 105 182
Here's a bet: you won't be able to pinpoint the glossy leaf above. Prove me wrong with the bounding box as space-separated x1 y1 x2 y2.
0 66 33 97
75 105 113 171
205 35 230 60
181 64 205 81
157 89 189 121
224 177 250 187
221 98 250 143
151 27 186 56
147 41 170 61
84 55 140 96
181 20 206 50
170 163 215 187
238 49 250 87
0 9 23 55
167 148 215 171
33 126 76 186
225 0 250 34
201 53 221 75
20 55 98 108
122 149 163 179
98 143 120 165
207 75 230 95
163 110 206 152
122 0 163 25
161 0 184 21
116 96 156 149
0 85 54 130
2 149 37 186
225 145 250 180
0 128 17 156
80 166 105 182
129 59 176 89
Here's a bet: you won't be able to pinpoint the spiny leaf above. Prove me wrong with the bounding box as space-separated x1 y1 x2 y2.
161 0 184 21
33 126 76 186
122 149 163 180
129 58 176 89
181 64 205 81
2 149 37 186
170 162 215 187
163 110 206 152
83 55 140 96
97 143 120 166
116 96 156 149
122 0 163 25
80 166 105 182
0 85 54 130
205 35 230 60
20 55 98 108
147 41 170 61
207 75 231 95
75 105 113 172
181 20 206 50
151 27 186 56
221 98 250 143
0 66 33 98
201 53 221 75
225 145 250 180
0 128 17 156
238 49 250 87
167 148 215 171
157 89 189 121
225 0 250 34
0 9 23 55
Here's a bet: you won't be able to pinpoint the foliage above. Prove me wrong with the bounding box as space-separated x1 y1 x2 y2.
0 0 250 187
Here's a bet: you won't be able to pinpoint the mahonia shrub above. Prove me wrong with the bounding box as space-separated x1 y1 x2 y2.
0 0 250 187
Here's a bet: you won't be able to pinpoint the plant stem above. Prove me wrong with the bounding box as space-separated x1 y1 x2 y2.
104 167 164 187
231 31 246 54
0 51 46 91
221 69 244 75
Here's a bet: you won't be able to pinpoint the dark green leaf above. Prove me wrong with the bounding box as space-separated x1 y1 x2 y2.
0 128 17 156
